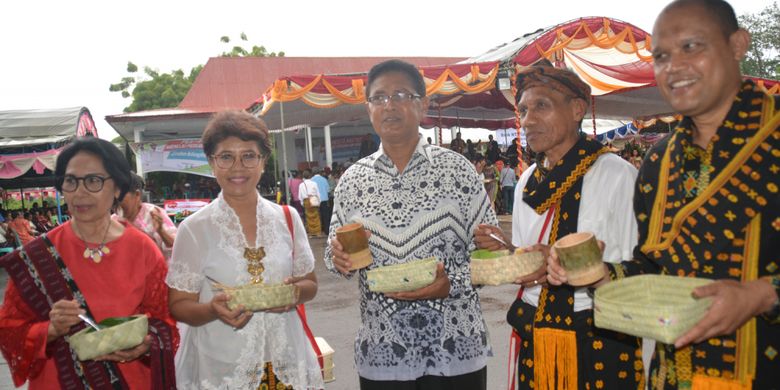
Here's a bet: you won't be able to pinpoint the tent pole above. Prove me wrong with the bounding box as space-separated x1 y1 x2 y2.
279 102 291 205
20 188 25 210
56 191 63 224
273 134 280 195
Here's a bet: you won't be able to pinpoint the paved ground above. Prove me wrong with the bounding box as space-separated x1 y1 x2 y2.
0 216 516 390
306 215 517 389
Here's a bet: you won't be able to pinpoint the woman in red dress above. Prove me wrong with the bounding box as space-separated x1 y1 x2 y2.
0 137 177 389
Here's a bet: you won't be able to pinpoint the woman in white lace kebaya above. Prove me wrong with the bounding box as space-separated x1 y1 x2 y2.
166 111 323 390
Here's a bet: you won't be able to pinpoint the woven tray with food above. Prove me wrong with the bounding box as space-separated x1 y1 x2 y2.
220 283 299 312
470 249 545 286
594 274 713 344
366 257 438 293
69 314 148 361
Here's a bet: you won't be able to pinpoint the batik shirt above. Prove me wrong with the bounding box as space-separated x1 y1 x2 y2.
325 135 497 381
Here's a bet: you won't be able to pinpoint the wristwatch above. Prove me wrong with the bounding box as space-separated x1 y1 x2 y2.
761 275 780 324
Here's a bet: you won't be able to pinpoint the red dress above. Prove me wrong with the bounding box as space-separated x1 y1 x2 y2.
0 221 178 389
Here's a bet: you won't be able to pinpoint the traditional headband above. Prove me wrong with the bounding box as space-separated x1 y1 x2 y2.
514 62 591 103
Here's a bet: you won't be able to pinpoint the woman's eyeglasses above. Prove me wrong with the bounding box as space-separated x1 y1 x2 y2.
61 175 113 193
211 152 262 169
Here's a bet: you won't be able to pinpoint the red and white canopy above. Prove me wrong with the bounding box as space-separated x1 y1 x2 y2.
249 17 779 131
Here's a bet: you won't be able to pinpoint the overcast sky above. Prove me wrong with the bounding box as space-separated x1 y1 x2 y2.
0 0 772 141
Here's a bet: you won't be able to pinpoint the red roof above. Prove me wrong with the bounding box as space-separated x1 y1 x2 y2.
178 56 466 112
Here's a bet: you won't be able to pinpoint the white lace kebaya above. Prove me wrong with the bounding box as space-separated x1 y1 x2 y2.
166 192 323 390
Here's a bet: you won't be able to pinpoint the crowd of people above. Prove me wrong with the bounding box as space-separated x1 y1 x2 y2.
286 167 341 238
450 118 656 216
0 206 66 248
0 1 777 389
446 135 527 215
616 141 650 170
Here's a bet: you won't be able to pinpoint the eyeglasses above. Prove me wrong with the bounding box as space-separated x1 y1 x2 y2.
61 175 113 193
366 91 422 106
211 152 263 169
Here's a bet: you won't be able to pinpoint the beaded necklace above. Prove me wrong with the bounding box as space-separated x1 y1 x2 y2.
73 220 111 263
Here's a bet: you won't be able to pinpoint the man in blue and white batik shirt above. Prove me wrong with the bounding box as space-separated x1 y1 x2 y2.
326 59 497 390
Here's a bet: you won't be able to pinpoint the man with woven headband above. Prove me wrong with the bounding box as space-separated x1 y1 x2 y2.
476 60 644 389
546 0 780 388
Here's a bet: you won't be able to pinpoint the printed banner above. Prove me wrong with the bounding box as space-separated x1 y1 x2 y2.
3 187 57 201
131 139 213 177
495 128 526 147
163 199 211 216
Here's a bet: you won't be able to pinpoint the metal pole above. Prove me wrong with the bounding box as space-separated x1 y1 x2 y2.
279 102 291 205
272 133 280 192
56 191 63 223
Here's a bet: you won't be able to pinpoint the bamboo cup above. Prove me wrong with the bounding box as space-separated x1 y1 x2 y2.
553 232 606 286
336 222 373 270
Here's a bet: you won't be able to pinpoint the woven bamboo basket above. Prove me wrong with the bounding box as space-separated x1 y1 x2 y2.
224 283 298 311
594 275 713 344
69 315 148 361
366 257 438 293
470 249 545 286
315 337 336 383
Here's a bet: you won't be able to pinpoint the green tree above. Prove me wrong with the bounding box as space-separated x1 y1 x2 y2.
110 65 202 113
219 33 285 58
110 34 283 113
739 2 779 79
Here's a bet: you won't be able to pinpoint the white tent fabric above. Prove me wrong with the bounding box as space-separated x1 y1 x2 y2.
0 107 97 180
0 107 96 147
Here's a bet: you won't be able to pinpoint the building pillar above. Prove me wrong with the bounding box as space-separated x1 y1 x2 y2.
133 126 145 175
324 125 333 169
305 126 313 163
